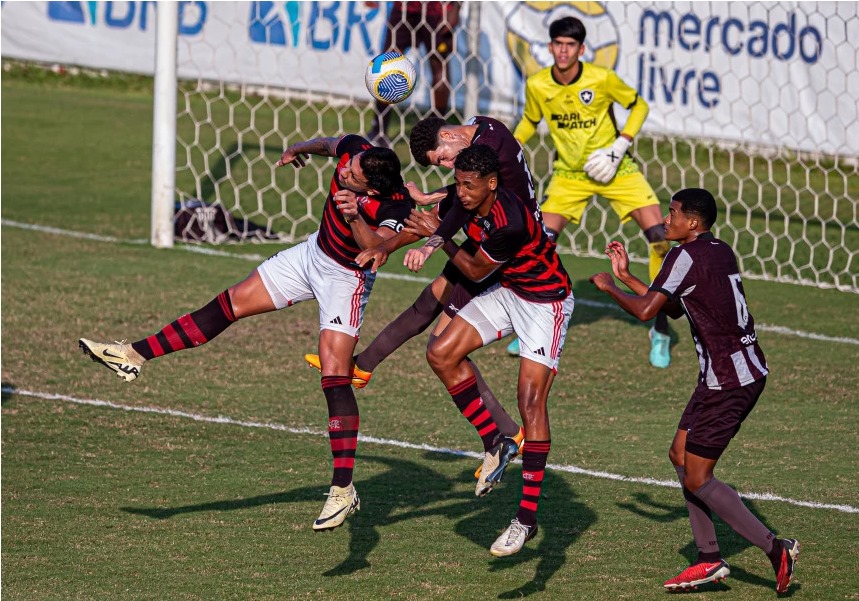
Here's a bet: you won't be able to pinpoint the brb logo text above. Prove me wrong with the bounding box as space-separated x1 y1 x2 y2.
249 1 385 53
47 1 206 35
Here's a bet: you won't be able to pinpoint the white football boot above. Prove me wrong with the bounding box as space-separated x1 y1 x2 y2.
475 435 519 497
313 483 360 531
490 518 539 557
79 338 145 382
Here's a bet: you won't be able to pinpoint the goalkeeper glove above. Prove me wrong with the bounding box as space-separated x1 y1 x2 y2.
584 136 632 183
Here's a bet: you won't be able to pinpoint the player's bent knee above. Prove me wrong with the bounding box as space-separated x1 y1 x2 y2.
426 344 452 374
684 473 712 494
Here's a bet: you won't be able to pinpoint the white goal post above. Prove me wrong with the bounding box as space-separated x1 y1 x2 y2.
152 1 858 293
151 1 179 249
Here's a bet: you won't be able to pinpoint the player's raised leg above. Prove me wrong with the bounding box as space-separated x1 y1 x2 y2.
80 269 274 381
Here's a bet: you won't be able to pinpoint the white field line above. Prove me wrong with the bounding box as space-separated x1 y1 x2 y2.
4 385 857 515
4 218 858 346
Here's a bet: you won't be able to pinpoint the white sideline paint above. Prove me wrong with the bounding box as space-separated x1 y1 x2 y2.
4 385 857 515
4 218 858 346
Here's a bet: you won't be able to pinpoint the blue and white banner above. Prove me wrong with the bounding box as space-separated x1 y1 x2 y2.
2 1 856 155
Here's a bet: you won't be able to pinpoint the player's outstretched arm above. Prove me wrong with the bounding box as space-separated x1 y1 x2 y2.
276 136 341 168
605 241 649 296
405 182 447 206
590 272 667 322
356 228 422 273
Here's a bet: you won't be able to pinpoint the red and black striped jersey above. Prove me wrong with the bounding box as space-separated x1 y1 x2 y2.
316 135 414 269
444 185 571 302
651 232 769 390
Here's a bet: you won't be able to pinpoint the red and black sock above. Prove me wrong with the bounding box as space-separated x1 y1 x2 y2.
322 375 360 488
131 290 236 360
447 376 499 451
515 440 550 527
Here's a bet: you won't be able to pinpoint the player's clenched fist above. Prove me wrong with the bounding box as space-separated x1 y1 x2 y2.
404 246 433 273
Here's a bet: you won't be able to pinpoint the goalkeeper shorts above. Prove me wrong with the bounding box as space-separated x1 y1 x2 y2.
541 169 660 225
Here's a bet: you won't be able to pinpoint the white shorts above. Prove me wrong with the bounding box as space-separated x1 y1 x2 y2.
458 284 575 371
256 232 376 338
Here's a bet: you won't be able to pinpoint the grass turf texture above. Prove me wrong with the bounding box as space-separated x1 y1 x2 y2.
3 71 859 600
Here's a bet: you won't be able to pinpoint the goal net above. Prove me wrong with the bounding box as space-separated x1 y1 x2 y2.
171 1 858 293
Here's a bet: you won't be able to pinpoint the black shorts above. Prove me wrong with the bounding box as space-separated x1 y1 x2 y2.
441 259 500 318
386 10 455 58
679 377 766 460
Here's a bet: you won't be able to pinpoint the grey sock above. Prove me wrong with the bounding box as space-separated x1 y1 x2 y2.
693 477 776 552
675 466 720 558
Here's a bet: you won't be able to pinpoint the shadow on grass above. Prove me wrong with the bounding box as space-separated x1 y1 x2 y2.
617 491 800 595
481 469 596 599
120 451 596 595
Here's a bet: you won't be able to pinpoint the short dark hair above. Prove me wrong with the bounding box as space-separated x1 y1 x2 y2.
454 144 500 177
409 116 447 167
359 147 403 196
672 188 718 229
549 16 586 43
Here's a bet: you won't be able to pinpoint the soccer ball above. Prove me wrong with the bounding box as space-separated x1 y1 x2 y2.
365 51 417 104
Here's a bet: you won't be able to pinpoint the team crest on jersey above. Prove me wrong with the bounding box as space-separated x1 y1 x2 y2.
579 89 595 105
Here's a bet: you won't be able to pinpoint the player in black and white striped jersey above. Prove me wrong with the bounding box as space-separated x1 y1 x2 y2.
590 188 799 594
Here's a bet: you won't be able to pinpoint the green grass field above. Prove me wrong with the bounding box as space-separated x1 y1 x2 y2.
3 71 859 601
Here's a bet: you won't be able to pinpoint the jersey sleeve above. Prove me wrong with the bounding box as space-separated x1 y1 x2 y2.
513 78 541 145
650 246 693 296
434 187 469 241
372 196 413 232
605 70 649 138
479 225 524 264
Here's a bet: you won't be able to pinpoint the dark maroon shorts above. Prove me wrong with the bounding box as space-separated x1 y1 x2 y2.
385 10 455 58
679 377 767 460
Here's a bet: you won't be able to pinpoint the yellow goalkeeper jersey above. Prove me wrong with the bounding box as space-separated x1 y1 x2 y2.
514 62 648 174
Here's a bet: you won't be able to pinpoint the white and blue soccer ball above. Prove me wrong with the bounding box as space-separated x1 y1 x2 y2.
365 51 417 104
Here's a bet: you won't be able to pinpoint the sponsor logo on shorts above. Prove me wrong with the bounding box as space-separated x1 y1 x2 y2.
740 332 758 345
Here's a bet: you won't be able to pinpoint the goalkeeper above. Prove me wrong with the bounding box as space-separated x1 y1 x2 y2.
508 16 672 369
